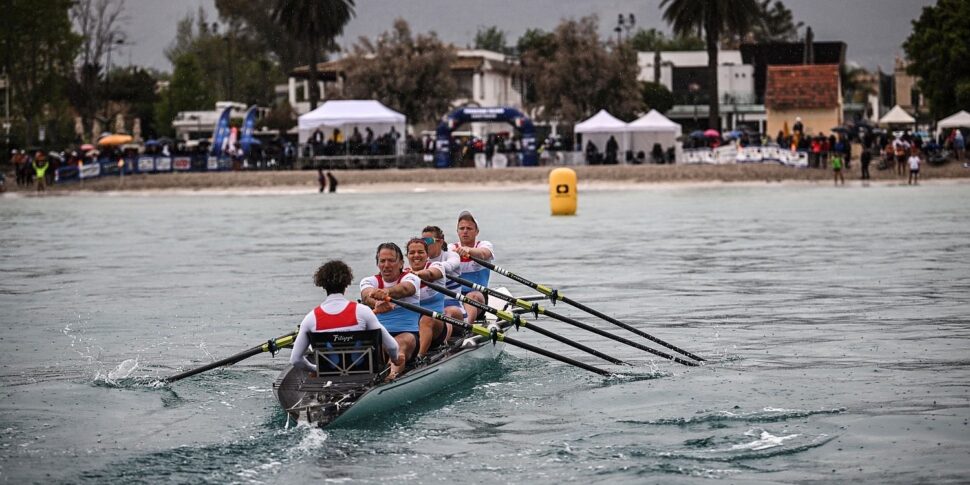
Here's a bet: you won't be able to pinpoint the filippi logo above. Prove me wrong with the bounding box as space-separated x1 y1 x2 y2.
333 335 354 342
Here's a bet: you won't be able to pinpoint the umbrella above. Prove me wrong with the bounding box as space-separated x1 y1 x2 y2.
703 129 720 138
144 139 160 147
831 126 850 133
723 130 744 140
98 134 133 146
157 136 175 145
80 143 95 151
688 130 706 139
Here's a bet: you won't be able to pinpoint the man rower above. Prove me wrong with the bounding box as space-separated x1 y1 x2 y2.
404 236 455 357
360 242 423 378
289 260 404 373
452 211 494 323
421 225 465 323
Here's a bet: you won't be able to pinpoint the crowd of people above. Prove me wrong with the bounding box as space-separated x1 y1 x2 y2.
308 126 401 158
288 211 494 381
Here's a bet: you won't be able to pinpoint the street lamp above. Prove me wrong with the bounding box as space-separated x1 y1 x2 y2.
223 34 234 101
104 34 126 122
616 13 636 43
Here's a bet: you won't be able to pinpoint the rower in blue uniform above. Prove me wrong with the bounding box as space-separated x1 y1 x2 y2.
451 210 494 323
360 242 422 378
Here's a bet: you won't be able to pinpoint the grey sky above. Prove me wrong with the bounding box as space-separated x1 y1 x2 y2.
124 0 934 73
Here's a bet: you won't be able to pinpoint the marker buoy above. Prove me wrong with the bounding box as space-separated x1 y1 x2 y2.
549 167 577 216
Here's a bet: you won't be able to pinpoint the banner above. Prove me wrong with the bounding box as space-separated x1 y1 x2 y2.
155 156 172 172
173 156 192 171
210 106 232 157
239 105 258 155
137 156 155 173
207 156 220 171
79 162 101 179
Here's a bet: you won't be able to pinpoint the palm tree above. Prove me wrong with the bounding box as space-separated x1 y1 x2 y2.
272 0 356 110
660 0 762 130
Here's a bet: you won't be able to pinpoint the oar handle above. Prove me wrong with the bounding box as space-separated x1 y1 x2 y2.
165 331 297 383
421 279 626 365
387 297 612 377
466 255 559 303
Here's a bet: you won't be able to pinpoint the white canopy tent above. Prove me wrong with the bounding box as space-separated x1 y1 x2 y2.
298 100 406 152
878 105 916 126
574 109 629 161
627 109 683 163
936 110 970 137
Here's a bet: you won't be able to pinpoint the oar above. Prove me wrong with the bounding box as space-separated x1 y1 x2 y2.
462 255 705 363
420 279 627 365
387 297 613 377
449 275 699 367
165 331 298 383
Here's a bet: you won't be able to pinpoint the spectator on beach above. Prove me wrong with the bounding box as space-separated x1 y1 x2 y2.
831 150 844 186
13 150 26 187
585 140 599 165
860 147 872 182
793 116 804 136
327 171 338 193
908 152 921 185
318 168 326 193
605 135 619 164
894 138 909 176
954 130 965 161
32 152 49 192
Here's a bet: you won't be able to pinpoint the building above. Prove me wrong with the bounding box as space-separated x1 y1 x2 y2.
637 50 761 132
286 49 523 116
892 56 926 119
764 64 842 138
172 101 247 141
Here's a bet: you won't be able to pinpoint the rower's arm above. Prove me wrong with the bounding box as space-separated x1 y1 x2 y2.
386 281 416 298
359 287 379 308
412 266 443 281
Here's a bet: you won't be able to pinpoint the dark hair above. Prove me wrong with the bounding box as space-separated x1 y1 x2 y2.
406 237 428 253
375 242 403 263
422 225 446 249
457 213 478 230
313 260 353 295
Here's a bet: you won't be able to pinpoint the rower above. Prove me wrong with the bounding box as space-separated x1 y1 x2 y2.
360 242 423 378
451 210 494 323
289 260 404 373
405 236 454 357
421 225 465 323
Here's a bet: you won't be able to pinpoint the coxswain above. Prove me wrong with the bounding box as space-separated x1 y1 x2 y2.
421 225 465 323
290 260 404 373
404 236 454 357
451 211 494 323
360 242 423 378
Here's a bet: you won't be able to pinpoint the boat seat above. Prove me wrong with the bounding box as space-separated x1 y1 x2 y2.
300 330 386 391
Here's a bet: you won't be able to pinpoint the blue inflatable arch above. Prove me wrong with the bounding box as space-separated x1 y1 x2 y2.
434 107 537 167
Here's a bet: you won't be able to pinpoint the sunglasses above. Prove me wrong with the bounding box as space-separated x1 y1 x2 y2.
409 236 436 246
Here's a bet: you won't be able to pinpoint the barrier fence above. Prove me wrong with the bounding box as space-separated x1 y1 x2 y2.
54 155 241 183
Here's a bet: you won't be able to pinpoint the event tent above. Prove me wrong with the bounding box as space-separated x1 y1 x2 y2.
298 100 406 151
574 110 629 161
627 109 683 163
878 105 916 126
937 110 970 131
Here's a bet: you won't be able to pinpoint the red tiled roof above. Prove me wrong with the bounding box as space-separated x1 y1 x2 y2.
765 64 840 110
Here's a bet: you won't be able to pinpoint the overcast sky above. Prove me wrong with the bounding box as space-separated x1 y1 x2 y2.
123 0 935 73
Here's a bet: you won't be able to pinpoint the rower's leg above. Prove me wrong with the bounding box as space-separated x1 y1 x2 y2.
462 291 486 323
417 315 435 356
391 333 416 378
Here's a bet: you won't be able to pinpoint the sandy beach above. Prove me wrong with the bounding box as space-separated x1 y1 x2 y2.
5 162 970 195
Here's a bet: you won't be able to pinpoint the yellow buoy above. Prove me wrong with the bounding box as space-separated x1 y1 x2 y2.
549 167 577 216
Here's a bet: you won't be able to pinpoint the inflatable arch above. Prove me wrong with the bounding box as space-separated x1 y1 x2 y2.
434 107 537 167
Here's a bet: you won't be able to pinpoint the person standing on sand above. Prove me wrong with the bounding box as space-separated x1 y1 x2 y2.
860 148 872 182
327 171 338 193
317 169 326 193
908 152 921 185
831 151 844 186
32 152 49 192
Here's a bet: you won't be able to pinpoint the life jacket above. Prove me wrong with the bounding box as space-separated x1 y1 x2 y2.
313 302 358 331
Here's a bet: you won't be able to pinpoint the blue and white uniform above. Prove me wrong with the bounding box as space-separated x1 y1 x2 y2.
408 261 447 313
430 247 463 308
452 240 495 292
359 272 422 333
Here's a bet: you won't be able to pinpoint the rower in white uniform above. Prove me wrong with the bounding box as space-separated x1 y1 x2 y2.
404 236 455 357
421 225 465 323
451 210 494 323
290 260 404 373
360 242 423 378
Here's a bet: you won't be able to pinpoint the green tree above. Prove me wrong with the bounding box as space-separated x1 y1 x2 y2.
69 0 126 140
629 28 704 52
272 0 355 110
342 19 457 124
519 16 643 122
750 0 802 42
903 0 970 117
2 0 81 146
640 81 675 113
107 67 160 137
215 0 307 72
474 26 508 53
154 54 213 137
515 28 556 105
660 0 763 130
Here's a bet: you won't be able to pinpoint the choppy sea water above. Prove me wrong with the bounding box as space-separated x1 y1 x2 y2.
1 182 968 484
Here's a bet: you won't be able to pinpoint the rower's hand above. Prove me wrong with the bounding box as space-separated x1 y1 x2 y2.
370 289 388 301
392 352 405 367
456 246 471 258
373 300 394 314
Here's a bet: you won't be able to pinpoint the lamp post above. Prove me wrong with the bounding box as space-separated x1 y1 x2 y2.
615 13 636 44
104 34 125 123
223 34 234 101
689 82 700 128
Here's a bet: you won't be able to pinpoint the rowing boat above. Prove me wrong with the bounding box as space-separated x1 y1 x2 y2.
272 289 513 427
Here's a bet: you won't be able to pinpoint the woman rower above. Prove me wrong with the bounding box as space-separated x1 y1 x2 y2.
405 236 455 358
360 242 423 378
290 260 404 373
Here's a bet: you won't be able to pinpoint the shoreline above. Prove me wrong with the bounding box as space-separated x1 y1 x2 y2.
4 163 969 196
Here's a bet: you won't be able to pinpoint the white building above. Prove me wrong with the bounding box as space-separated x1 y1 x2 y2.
286 49 523 135
637 50 764 132
172 101 247 141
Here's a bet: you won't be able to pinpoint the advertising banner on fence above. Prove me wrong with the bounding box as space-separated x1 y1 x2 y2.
207 156 220 171
138 156 155 173
155 157 172 172
173 156 192 171
79 162 101 179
